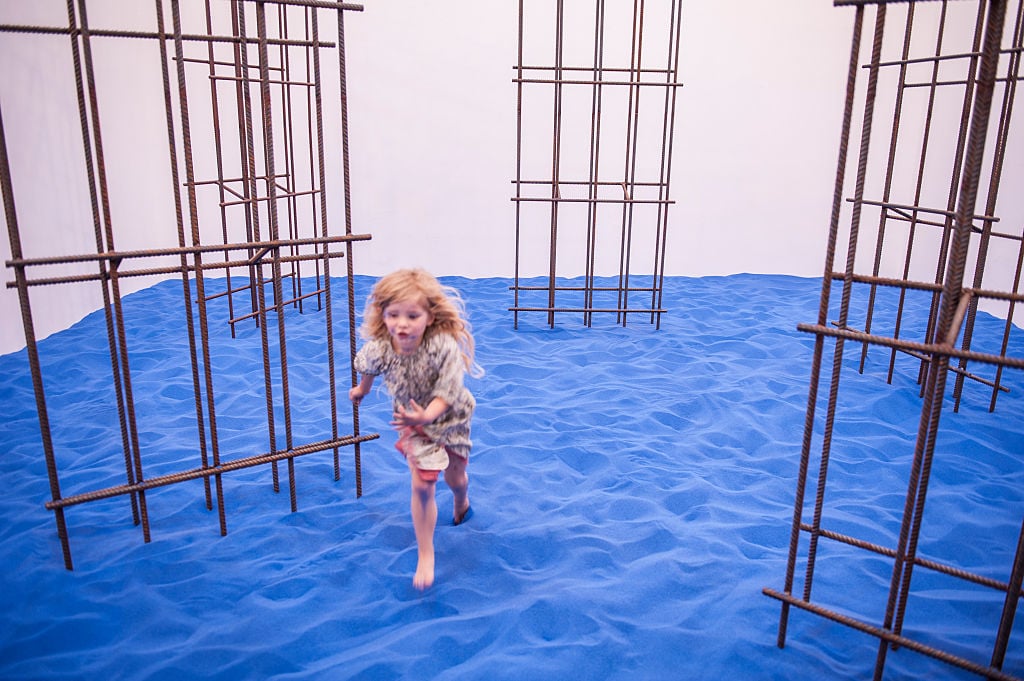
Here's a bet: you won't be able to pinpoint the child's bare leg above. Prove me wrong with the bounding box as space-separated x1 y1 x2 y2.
445 452 471 525
408 460 437 590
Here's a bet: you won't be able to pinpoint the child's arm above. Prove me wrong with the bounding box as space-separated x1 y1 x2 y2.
391 397 449 427
349 374 375 404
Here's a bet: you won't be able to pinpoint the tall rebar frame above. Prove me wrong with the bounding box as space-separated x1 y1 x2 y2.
1 0 377 571
511 0 683 329
764 1 1024 679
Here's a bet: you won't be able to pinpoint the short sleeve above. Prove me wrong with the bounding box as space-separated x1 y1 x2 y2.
354 339 389 376
429 335 466 406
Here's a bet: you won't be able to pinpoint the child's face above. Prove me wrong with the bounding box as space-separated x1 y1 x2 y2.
383 296 433 354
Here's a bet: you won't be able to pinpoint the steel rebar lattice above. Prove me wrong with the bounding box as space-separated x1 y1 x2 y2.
1 0 376 570
511 0 683 329
764 1 1023 680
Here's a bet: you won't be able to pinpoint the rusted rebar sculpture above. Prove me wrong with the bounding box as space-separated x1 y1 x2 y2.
764 1 1023 679
511 0 683 329
1 0 376 570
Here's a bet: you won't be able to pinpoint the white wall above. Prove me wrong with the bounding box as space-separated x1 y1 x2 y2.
1 1 1017 355
343 0 852 279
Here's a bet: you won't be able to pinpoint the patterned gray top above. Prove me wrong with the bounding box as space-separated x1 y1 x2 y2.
354 333 476 457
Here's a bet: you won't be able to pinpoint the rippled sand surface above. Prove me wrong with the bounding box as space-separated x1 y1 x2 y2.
1 274 1020 680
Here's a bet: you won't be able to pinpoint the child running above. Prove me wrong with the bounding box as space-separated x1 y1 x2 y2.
348 268 482 590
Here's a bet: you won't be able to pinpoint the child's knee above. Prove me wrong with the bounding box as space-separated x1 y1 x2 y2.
411 467 439 492
444 464 468 488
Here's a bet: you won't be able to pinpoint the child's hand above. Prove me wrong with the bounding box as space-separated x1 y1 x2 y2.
391 399 430 427
349 385 366 404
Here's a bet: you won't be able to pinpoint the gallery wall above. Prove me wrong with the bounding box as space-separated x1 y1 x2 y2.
0 1 1011 355
343 0 852 279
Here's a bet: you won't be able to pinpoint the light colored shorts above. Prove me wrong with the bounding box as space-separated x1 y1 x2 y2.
396 427 462 482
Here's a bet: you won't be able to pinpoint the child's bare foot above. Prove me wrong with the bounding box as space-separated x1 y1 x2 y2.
453 499 472 526
413 555 435 590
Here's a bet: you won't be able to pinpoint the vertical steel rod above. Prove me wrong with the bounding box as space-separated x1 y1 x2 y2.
991 519 1024 670
883 3 1008 661
803 2 888 605
859 3 915 374
616 0 643 326
547 0 565 329
513 0 525 331
0 105 74 569
203 0 239 339
336 6 362 497
918 1 987 391
886 0 949 386
235 2 281 496
652 0 682 330
584 0 606 328
74 0 152 542
170 0 229 536
776 3 865 648
156 0 216 518
255 1 299 512
953 0 1023 411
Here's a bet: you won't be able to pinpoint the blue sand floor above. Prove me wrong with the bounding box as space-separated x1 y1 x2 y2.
0 274 1021 680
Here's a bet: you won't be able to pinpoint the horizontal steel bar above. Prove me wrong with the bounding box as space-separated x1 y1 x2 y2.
511 197 674 205
6 251 348 289
221 186 322 208
510 285 659 293
6 234 370 269
45 433 379 511
902 76 1024 88
229 286 328 324
0 24 334 48
211 73 318 89
834 316 1013 392
513 77 684 88
513 179 670 188
191 173 288 188
515 64 678 75
850 197 999 224
797 323 1024 368
763 588 1022 681
876 205 1019 240
834 0 964 6
827 272 1024 304
870 48 1024 70
799 523 1012 592
253 0 364 10
875 50 983 68
180 56 284 74
885 343 1012 392
509 307 666 314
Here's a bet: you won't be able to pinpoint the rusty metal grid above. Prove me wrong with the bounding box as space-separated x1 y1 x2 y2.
764 1 1023 680
510 0 683 329
1 0 376 570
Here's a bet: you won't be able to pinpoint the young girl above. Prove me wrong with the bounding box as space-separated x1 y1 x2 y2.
348 269 481 590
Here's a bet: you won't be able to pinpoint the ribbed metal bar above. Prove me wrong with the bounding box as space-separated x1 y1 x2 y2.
769 2 1024 679
1 0 373 568
511 0 681 327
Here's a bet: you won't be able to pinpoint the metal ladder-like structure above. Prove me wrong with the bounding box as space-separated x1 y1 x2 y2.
511 0 683 329
1 0 376 570
764 1 1023 679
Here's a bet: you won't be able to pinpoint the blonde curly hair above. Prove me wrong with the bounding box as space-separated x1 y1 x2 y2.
360 268 483 376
